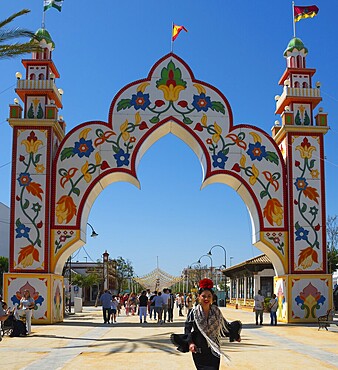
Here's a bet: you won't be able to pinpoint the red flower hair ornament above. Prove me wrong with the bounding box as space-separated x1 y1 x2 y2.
199 278 214 290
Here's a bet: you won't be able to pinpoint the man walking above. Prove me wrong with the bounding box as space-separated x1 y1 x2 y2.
167 289 175 322
138 290 148 324
162 288 170 323
100 289 112 324
254 289 265 325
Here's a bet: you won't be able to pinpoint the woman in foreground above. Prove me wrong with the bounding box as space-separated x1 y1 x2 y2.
184 279 231 370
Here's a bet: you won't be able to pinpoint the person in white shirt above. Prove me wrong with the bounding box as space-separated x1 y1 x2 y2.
18 289 35 334
254 290 265 325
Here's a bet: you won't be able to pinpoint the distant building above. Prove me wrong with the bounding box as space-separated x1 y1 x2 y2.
0 202 10 258
223 254 275 306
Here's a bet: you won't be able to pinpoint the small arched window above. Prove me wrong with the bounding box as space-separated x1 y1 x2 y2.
294 81 300 88
290 56 295 68
302 82 308 88
38 73 44 80
297 55 302 68
29 73 36 80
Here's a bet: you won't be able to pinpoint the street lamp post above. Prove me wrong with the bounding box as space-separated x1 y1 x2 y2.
87 222 98 238
198 254 213 280
207 244 227 269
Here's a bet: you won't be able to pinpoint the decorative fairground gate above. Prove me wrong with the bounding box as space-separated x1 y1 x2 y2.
4 30 331 323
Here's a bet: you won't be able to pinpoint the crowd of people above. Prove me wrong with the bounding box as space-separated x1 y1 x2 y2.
98 288 208 325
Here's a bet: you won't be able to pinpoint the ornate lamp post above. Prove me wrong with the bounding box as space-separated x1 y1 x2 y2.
207 244 227 269
197 254 213 280
87 222 98 238
102 250 109 291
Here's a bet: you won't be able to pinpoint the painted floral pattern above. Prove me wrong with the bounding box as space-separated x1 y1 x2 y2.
55 57 284 231
15 131 45 269
293 137 321 270
295 282 325 319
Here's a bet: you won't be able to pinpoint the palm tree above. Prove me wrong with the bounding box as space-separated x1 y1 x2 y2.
0 9 40 59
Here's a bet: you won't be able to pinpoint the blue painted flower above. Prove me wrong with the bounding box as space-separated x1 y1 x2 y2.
130 91 150 110
295 295 304 306
295 227 309 241
212 151 228 169
74 138 94 158
113 149 130 167
246 142 267 161
317 295 326 306
192 93 212 112
15 224 31 239
294 177 308 191
17 172 32 187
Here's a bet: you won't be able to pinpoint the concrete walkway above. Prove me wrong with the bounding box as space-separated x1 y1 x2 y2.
1 306 338 369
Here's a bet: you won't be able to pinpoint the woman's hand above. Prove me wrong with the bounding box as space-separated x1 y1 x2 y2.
189 343 197 353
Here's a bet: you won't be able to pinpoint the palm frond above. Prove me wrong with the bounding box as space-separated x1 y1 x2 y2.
0 9 30 29
0 28 36 43
0 42 41 59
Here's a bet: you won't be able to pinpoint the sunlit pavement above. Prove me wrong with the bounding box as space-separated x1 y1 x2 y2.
1 306 337 369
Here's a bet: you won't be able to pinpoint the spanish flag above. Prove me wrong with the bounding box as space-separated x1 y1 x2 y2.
172 24 188 41
294 5 319 22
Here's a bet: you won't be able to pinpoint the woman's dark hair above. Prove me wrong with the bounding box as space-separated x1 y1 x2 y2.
198 287 214 295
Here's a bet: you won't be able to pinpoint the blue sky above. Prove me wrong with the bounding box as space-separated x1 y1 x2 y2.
1 1 337 277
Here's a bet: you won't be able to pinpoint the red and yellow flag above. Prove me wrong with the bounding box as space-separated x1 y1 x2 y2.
294 5 319 22
172 24 188 41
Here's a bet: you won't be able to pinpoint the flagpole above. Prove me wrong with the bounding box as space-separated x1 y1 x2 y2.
292 1 296 38
42 1 46 29
171 22 174 53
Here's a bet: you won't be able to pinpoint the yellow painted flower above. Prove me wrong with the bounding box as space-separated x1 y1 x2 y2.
56 195 77 224
212 122 222 143
18 245 39 268
263 198 283 226
310 169 319 179
35 164 45 174
296 137 316 159
120 120 130 142
158 84 185 102
21 131 43 154
81 161 92 183
249 164 259 185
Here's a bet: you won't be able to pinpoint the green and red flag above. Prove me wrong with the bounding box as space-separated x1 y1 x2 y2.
172 24 188 41
44 0 64 12
294 5 319 22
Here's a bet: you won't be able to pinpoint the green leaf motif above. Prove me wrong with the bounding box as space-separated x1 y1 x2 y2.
61 147 75 161
22 199 29 209
73 188 80 196
150 116 160 124
117 99 132 111
35 154 41 163
309 159 315 169
36 238 42 248
156 60 187 87
295 221 300 230
265 152 279 165
211 101 225 114
260 190 268 199
16 218 22 228
223 147 229 156
183 117 193 125
113 145 120 154
301 203 307 213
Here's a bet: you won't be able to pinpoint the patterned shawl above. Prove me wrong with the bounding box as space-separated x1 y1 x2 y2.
191 304 230 362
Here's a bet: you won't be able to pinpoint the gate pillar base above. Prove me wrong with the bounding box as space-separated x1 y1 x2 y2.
275 274 332 323
3 273 64 324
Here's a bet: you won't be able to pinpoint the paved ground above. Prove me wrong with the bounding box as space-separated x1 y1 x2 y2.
1 306 338 369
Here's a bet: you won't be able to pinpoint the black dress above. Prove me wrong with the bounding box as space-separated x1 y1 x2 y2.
185 312 220 370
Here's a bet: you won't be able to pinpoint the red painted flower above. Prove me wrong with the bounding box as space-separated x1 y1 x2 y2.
298 247 318 269
263 198 283 226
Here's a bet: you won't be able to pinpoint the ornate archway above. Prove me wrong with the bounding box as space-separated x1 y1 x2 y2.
4 31 331 323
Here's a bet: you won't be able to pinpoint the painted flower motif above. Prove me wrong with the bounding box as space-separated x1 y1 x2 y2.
130 91 151 110
294 177 308 191
192 93 212 112
295 227 309 241
35 164 45 174
21 131 43 154
295 137 316 159
246 142 267 161
212 122 222 143
156 62 186 102
263 198 283 226
73 138 94 158
309 206 318 217
17 172 32 187
15 224 31 239
298 247 318 269
113 149 130 167
212 151 228 169
262 171 279 191
60 168 78 189
18 245 39 268
226 133 247 150
310 169 319 179
31 202 42 213
56 195 77 224
206 138 212 145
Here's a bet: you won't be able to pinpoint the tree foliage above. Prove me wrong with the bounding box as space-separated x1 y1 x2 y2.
0 9 40 59
115 256 134 292
71 272 100 288
0 256 9 293
327 215 338 274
